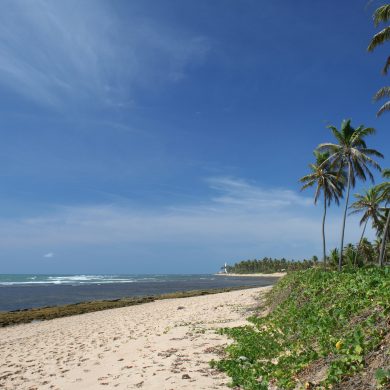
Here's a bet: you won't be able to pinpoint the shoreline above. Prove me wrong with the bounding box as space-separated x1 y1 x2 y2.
0 286 271 389
0 284 275 327
215 272 286 278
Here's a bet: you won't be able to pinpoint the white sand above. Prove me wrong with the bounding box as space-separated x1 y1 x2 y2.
0 286 271 390
216 272 286 278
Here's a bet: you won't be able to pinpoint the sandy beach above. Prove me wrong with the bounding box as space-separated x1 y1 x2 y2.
216 272 286 278
0 286 271 390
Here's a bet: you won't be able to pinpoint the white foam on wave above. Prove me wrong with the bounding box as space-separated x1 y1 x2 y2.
0 274 211 286
0 275 138 286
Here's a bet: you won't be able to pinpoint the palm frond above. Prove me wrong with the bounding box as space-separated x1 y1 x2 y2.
299 173 316 184
327 126 345 145
373 87 390 101
355 127 376 139
382 56 390 75
368 26 390 51
313 185 321 204
349 208 364 215
373 5 390 26
359 148 384 159
377 100 390 116
352 160 368 184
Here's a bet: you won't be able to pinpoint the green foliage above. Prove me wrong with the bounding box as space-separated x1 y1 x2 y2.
299 150 345 206
212 268 390 389
375 368 390 388
226 257 314 274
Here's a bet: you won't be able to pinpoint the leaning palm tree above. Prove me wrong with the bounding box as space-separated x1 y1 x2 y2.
368 4 390 115
376 168 390 265
349 187 383 266
300 151 344 266
318 119 383 271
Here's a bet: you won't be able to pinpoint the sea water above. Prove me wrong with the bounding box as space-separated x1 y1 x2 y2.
0 274 278 311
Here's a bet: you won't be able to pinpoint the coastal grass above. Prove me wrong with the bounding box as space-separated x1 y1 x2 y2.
0 285 261 327
212 267 390 389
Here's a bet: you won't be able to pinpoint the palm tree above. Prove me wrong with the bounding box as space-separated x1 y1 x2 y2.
318 119 383 271
349 187 383 266
329 248 339 268
368 4 390 116
376 169 390 265
359 238 376 264
300 151 344 266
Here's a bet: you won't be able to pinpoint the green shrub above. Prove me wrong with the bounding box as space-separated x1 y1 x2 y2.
212 267 390 389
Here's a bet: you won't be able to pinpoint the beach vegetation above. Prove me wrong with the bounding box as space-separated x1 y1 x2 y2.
212 267 390 389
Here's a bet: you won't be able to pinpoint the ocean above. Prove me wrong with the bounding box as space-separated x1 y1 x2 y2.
0 274 278 311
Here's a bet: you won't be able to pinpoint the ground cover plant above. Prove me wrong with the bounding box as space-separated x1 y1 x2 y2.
212 268 390 389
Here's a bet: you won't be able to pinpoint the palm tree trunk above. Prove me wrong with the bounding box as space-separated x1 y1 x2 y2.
354 219 368 267
379 210 390 267
322 193 327 267
339 161 352 271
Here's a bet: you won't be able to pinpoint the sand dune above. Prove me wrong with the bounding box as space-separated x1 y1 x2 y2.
0 286 270 390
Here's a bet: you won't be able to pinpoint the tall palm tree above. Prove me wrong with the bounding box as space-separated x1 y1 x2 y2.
376 169 390 265
349 187 383 266
318 119 383 271
368 4 390 116
300 151 344 266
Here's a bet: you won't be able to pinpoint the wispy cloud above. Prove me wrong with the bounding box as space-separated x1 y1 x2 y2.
0 177 370 260
43 252 54 258
207 177 312 210
0 0 210 108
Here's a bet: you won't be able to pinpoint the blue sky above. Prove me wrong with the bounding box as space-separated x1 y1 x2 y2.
0 0 389 273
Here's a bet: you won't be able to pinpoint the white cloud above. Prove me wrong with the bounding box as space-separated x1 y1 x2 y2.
207 176 312 209
0 0 210 108
0 177 373 259
43 252 54 258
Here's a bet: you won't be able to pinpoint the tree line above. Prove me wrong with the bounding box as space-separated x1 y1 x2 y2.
225 257 316 274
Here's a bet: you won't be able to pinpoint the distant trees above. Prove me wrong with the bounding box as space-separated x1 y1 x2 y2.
226 257 314 274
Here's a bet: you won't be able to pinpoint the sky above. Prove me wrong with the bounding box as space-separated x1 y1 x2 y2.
0 0 389 274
